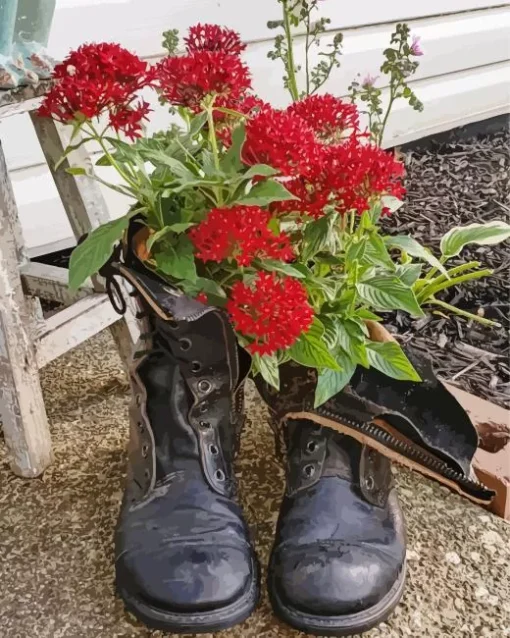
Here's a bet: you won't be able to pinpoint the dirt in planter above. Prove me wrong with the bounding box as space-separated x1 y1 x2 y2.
384 128 509 409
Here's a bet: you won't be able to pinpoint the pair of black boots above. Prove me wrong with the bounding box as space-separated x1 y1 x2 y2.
109 243 405 636
108 224 491 636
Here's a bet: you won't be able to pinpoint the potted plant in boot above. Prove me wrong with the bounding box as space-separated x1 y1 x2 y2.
38 4 510 635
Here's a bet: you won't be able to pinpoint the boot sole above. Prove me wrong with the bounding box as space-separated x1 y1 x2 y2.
269 560 407 636
117 558 260 633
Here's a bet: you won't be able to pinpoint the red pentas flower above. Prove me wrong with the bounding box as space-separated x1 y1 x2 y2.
38 43 154 139
287 94 360 141
155 51 251 110
184 24 246 56
272 136 405 218
189 205 294 267
227 273 314 355
242 106 322 177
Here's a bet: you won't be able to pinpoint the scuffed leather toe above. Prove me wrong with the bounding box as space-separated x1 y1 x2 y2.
273 543 402 616
118 543 253 613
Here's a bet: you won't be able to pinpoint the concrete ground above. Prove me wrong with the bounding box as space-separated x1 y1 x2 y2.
0 331 509 638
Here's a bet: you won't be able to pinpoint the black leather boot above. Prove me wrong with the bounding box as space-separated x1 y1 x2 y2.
105 225 259 633
266 417 406 636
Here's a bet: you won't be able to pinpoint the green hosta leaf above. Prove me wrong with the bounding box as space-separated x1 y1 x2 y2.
255 259 306 279
440 221 510 259
68 215 132 290
252 353 280 390
154 235 197 282
221 123 246 172
243 164 280 179
385 235 447 276
238 179 297 206
357 277 425 317
288 319 340 371
366 341 422 382
301 215 334 262
395 263 423 287
314 351 356 407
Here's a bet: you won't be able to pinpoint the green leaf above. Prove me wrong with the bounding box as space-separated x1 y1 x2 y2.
142 150 198 181
357 277 425 317
364 233 396 270
243 164 280 179
238 179 297 206
256 259 306 279
395 263 423 287
301 215 334 262
314 352 356 407
355 308 383 322
366 341 422 382
252 353 280 390
345 238 367 267
68 215 131 290
440 221 510 259
221 123 246 172
65 166 87 176
154 235 197 282
189 111 208 136
385 235 447 276
336 319 369 367
146 223 195 251
288 319 341 371
320 316 339 349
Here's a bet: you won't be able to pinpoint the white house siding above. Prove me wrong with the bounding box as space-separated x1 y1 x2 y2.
1 0 509 256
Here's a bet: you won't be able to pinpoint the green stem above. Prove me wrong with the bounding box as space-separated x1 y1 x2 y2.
282 0 300 101
417 268 493 304
428 299 500 327
87 124 139 190
378 92 395 147
304 11 311 96
206 105 224 206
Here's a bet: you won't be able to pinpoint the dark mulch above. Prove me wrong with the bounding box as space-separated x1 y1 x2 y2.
385 127 509 409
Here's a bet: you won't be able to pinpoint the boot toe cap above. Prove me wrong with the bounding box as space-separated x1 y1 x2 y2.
118 543 254 613
273 543 403 617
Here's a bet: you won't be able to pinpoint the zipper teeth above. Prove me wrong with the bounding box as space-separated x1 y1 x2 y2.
314 406 491 496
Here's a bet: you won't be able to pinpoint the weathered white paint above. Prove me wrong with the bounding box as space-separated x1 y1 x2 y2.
35 293 122 367
0 0 508 255
20 261 94 304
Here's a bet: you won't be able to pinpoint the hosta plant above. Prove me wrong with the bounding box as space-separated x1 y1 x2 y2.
39 3 510 407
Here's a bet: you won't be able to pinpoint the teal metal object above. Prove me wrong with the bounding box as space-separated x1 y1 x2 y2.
0 0 56 89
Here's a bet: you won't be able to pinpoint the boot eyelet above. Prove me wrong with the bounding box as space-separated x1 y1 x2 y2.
215 470 225 482
303 464 316 478
306 441 317 454
135 395 142 407
199 403 208 414
365 475 375 491
198 379 212 393
144 468 151 480
199 421 211 430
191 361 202 373
137 421 144 432
179 338 192 351
142 444 149 457
209 444 219 455
168 319 179 330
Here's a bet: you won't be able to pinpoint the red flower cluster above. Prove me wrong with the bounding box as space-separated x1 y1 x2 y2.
242 108 320 177
38 43 154 139
156 50 251 110
184 24 247 55
189 206 293 266
287 94 359 141
272 135 405 218
227 273 314 355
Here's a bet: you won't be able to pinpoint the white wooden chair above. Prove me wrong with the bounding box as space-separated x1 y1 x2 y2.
0 83 138 477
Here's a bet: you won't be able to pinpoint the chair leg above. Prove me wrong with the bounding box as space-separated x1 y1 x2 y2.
0 141 52 477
